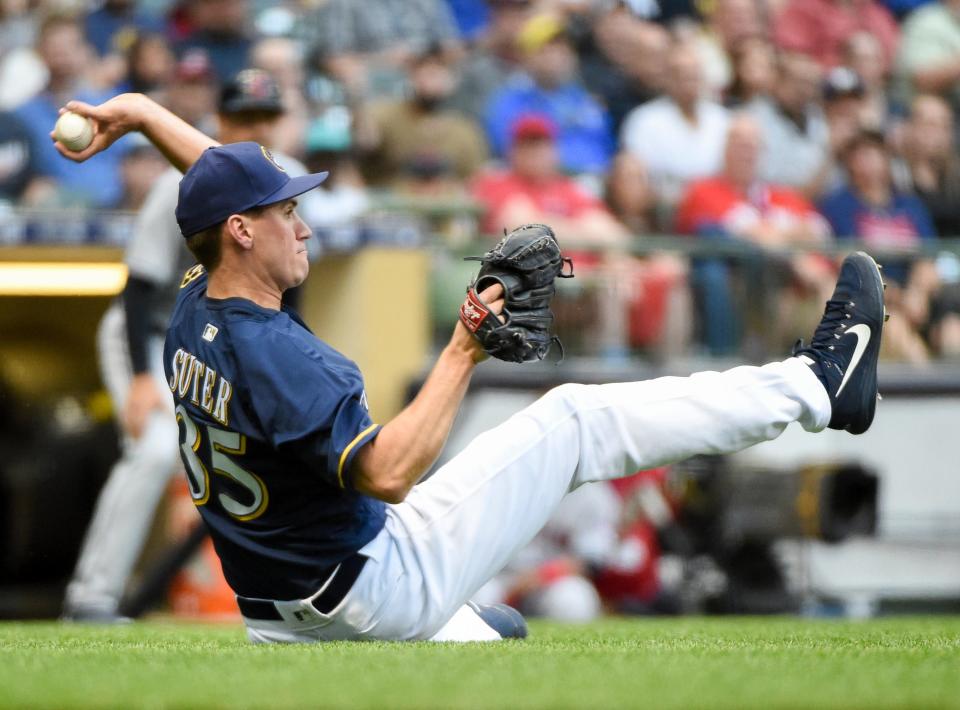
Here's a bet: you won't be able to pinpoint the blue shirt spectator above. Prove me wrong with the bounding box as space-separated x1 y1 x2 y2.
485 76 613 174
817 131 935 282
84 0 165 57
819 181 935 286
15 89 132 208
818 186 935 242
484 14 613 174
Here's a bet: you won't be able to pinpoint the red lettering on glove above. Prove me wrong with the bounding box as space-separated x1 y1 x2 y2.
459 288 490 333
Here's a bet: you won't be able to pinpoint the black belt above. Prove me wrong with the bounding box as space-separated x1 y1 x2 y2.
236 554 367 621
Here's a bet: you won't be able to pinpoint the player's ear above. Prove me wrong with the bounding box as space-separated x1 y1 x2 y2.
224 213 255 251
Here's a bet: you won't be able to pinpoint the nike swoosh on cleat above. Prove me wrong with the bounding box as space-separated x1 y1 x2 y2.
835 323 872 397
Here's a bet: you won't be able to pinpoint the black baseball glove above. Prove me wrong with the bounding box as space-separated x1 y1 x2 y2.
459 223 573 363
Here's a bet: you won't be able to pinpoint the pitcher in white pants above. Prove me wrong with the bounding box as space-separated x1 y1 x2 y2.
243 357 831 643
54 91 885 643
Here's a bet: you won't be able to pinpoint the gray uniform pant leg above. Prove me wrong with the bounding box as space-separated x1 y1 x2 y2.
64 303 180 615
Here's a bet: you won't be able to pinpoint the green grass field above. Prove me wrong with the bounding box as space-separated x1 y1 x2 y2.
2 617 959 709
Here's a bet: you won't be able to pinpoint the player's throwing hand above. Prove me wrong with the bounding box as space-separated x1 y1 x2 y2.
49 94 150 163
51 92 218 172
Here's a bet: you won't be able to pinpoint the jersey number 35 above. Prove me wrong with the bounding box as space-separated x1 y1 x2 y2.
175 404 269 521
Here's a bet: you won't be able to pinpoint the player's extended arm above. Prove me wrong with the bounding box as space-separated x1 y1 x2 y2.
350 283 504 503
50 93 218 172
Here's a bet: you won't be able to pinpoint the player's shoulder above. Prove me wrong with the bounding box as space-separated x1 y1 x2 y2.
227 307 362 395
229 308 332 364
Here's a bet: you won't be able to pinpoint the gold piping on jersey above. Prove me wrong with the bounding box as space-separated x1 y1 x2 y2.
337 424 379 489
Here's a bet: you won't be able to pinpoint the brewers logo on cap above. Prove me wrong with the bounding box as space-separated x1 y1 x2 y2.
261 145 286 173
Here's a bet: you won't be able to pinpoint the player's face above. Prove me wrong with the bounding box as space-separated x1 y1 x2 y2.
248 199 312 291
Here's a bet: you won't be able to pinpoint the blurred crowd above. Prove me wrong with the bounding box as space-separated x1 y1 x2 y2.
2 0 960 360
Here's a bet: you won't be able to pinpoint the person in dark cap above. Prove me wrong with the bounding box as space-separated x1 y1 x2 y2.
62 69 321 623
822 66 869 141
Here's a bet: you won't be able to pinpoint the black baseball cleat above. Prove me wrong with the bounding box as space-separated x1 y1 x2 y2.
793 251 887 435
468 601 528 640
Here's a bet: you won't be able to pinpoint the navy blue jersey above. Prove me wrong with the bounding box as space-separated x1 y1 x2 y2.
163 266 386 600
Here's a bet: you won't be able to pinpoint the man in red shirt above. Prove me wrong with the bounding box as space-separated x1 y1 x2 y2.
676 114 833 354
471 114 625 244
773 0 899 73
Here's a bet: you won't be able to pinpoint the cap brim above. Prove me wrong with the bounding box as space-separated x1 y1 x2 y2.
255 171 329 207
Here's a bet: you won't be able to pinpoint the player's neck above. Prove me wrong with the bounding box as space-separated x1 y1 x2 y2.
206 267 282 311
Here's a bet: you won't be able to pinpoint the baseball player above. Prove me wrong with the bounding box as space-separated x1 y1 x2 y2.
55 93 886 642
63 71 322 622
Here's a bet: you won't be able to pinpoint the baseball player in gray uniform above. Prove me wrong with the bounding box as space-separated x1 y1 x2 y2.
63 70 322 622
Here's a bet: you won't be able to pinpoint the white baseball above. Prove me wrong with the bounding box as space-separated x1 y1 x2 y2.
54 111 94 152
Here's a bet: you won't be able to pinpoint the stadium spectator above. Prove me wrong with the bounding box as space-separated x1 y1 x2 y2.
84 0 164 58
472 114 624 243
298 0 461 99
895 0 960 115
299 112 370 236
773 0 899 73
357 45 487 188
796 65 873 199
693 0 768 99
819 129 938 362
484 13 614 176
0 0 45 109
451 0 531 121
725 37 777 108
621 42 730 206
819 129 935 257
251 37 309 159
604 151 693 357
676 114 833 354
122 33 176 97
14 13 131 208
578 9 671 135
160 50 218 133
748 52 833 197
843 32 893 129
173 0 254 82
605 152 657 236
893 94 960 236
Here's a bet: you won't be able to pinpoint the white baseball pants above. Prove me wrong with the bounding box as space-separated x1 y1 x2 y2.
64 303 180 616
244 357 830 643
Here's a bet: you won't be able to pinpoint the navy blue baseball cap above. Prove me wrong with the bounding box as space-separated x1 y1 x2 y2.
176 141 328 237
